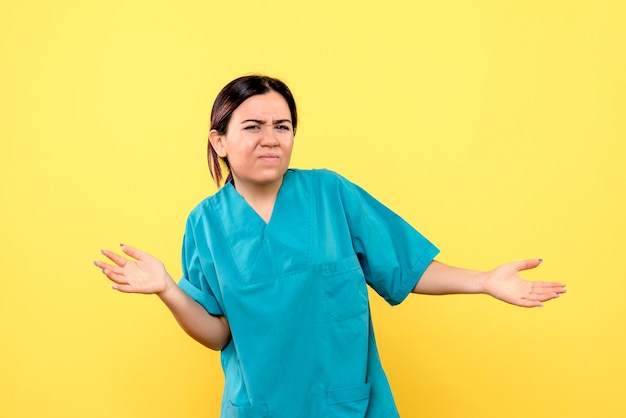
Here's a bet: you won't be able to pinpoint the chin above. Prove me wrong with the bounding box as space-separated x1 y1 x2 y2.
258 168 288 181
233 167 289 187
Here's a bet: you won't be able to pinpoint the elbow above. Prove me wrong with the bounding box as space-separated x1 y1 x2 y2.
183 315 232 351
210 328 232 351
194 330 231 351
206 316 232 351
205 335 232 351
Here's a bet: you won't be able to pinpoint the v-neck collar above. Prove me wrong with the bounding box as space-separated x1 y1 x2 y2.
223 170 293 226
210 169 312 282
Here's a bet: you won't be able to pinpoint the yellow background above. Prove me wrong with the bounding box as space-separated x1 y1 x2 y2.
1 0 624 417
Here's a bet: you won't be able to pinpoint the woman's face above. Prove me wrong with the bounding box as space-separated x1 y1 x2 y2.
210 91 294 191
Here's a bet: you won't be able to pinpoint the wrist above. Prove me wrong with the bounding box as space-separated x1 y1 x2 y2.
156 275 176 300
475 270 489 295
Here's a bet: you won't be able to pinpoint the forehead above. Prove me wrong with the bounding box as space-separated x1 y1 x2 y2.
231 91 291 120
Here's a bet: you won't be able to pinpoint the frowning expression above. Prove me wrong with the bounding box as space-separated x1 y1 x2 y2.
210 91 294 190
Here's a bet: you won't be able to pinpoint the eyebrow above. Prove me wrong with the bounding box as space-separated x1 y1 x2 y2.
241 119 292 125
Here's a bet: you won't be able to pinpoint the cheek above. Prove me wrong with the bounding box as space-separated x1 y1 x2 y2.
225 142 256 168
226 137 254 156
282 137 295 152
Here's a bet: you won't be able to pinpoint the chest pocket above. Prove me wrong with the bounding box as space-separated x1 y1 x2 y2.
320 255 369 321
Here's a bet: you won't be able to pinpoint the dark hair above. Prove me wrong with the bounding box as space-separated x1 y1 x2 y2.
208 75 298 186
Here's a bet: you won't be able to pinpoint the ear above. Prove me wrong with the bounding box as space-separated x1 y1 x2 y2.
209 129 227 158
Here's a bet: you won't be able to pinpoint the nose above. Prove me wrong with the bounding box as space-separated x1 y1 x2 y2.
259 126 279 147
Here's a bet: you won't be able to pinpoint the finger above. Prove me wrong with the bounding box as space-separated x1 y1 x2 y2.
514 297 545 308
111 284 135 293
100 268 128 285
94 259 125 272
100 249 129 267
93 259 115 270
532 282 567 292
112 283 152 294
93 261 124 278
523 291 561 302
524 285 567 304
120 244 145 261
531 284 567 299
94 261 128 284
511 259 543 272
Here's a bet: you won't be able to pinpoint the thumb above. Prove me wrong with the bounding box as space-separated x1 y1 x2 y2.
511 258 543 272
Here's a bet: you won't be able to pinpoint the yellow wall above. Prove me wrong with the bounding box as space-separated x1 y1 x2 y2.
1 1 624 417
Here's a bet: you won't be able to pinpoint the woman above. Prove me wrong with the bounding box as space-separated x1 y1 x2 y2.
95 75 566 417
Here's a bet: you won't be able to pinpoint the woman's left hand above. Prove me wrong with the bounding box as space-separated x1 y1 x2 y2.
483 259 566 307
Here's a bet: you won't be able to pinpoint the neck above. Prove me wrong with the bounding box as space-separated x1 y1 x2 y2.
232 176 284 223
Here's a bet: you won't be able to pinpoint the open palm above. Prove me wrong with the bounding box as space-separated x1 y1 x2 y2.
483 259 566 307
94 245 169 294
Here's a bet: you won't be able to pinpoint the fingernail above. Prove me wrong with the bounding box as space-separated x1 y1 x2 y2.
538 258 543 264
119 243 125 247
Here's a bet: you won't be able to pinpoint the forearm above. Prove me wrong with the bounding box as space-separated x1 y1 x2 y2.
412 260 487 295
158 277 231 351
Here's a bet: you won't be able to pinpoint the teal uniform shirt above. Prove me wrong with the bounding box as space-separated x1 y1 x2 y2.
179 169 439 418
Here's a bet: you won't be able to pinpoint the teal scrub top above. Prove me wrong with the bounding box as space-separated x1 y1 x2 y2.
179 169 439 418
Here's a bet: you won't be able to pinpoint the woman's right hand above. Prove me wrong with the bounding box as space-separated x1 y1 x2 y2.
94 244 172 295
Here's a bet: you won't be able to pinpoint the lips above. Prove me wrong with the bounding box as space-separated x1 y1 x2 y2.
259 154 279 161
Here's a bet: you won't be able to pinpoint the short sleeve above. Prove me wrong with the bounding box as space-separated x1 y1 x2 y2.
338 175 440 305
178 216 224 316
